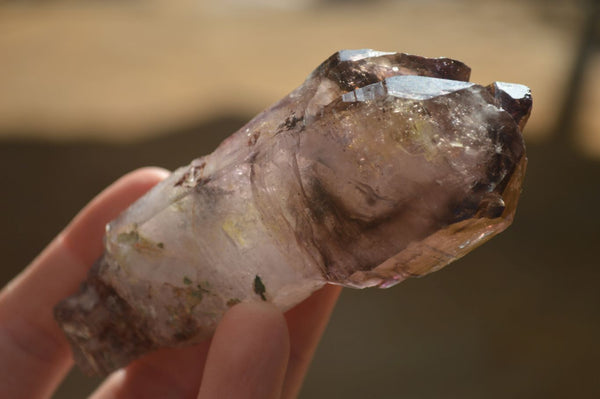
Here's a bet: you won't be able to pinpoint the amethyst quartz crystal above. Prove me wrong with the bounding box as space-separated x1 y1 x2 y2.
55 49 530 375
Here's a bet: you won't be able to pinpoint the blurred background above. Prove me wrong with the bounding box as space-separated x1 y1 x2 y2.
1 0 599 397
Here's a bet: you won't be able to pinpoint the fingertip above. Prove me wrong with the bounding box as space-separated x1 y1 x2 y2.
217 301 290 370
311 283 343 304
281 284 342 399
224 301 290 340
124 167 171 184
198 301 290 399
63 167 170 264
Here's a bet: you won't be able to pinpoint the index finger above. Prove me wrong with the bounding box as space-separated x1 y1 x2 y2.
0 167 168 399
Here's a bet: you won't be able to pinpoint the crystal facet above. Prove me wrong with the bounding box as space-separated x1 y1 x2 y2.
55 49 530 375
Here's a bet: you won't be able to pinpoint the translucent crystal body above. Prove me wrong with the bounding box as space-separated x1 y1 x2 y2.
55 49 530 375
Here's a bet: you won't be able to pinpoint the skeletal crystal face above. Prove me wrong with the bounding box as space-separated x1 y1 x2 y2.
55 49 530 375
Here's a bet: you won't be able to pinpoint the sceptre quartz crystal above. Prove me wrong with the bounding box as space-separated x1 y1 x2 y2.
55 49 530 375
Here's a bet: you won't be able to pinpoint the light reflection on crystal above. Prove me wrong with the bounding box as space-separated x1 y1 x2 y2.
495 82 530 99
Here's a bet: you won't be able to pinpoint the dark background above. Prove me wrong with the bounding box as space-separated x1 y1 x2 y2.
1 0 599 398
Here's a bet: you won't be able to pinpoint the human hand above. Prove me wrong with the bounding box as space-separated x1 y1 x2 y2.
0 167 341 399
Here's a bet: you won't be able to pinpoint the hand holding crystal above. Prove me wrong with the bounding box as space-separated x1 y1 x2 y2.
0 168 340 399
0 49 530 396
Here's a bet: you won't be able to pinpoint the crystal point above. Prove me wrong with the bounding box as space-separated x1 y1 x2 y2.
55 49 529 375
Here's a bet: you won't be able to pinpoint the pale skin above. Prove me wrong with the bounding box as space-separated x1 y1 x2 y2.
0 167 341 399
